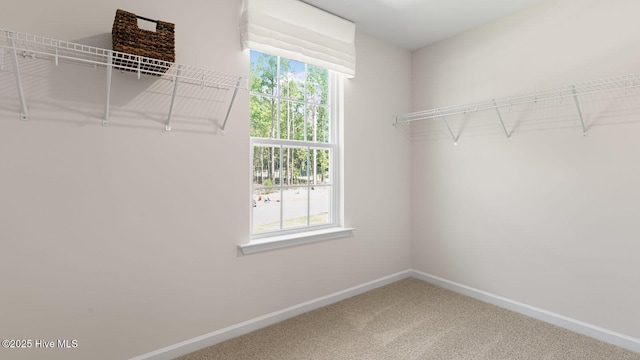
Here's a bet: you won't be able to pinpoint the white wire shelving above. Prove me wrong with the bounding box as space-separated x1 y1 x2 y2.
394 72 640 144
0 29 247 131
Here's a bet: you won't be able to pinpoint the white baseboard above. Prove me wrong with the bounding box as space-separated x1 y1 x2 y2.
129 270 413 360
410 269 640 353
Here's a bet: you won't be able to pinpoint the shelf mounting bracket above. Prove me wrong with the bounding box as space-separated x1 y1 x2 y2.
103 51 113 127
8 32 28 121
166 65 183 131
438 112 458 146
571 85 587 136
220 77 242 134
492 99 511 141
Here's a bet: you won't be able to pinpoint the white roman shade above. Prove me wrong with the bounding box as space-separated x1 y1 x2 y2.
241 0 356 77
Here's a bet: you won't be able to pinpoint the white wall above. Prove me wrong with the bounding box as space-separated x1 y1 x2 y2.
0 1 412 359
411 0 640 340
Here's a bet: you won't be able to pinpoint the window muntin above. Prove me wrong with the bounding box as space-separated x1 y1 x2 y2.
250 50 336 237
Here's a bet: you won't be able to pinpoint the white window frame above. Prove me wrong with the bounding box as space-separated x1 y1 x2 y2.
241 56 352 254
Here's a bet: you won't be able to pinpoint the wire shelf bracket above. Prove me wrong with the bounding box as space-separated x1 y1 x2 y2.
7 31 28 121
221 77 243 135
439 112 459 146
166 65 183 131
492 98 511 141
0 29 248 132
571 85 587 136
103 51 113 127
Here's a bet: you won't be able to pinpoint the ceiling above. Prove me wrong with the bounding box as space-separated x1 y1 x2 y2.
302 0 547 50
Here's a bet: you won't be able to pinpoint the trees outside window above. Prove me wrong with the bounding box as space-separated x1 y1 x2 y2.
250 50 336 235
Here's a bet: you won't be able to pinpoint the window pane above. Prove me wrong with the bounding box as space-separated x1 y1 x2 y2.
282 187 308 229
250 51 278 96
282 147 309 186
280 58 305 101
253 146 282 186
307 105 330 143
253 189 281 233
310 148 331 185
307 65 329 105
279 101 305 140
310 186 331 226
250 95 277 138
250 50 335 236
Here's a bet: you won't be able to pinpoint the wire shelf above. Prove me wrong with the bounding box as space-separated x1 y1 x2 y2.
0 29 247 130
395 72 640 124
0 29 247 89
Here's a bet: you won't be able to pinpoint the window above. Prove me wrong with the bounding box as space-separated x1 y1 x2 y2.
249 50 339 240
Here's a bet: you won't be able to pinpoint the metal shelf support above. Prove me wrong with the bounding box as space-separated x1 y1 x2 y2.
221 77 243 133
103 51 113 127
492 99 511 140
7 32 28 121
440 113 459 146
571 85 588 136
166 65 183 131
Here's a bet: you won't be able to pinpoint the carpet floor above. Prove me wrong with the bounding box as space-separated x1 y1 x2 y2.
176 278 640 360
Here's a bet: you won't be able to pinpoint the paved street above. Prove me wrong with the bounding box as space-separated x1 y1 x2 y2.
253 187 330 230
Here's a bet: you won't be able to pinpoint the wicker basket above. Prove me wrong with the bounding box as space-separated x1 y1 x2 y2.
112 9 175 72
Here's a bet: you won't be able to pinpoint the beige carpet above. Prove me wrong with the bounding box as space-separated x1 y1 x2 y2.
176 278 640 360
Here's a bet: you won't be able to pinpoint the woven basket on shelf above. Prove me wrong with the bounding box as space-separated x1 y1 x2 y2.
112 9 175 73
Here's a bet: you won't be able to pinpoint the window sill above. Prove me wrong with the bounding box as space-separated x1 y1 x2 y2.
239 227 354 255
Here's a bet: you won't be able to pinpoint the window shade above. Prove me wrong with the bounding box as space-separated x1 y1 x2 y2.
241 0 356 77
